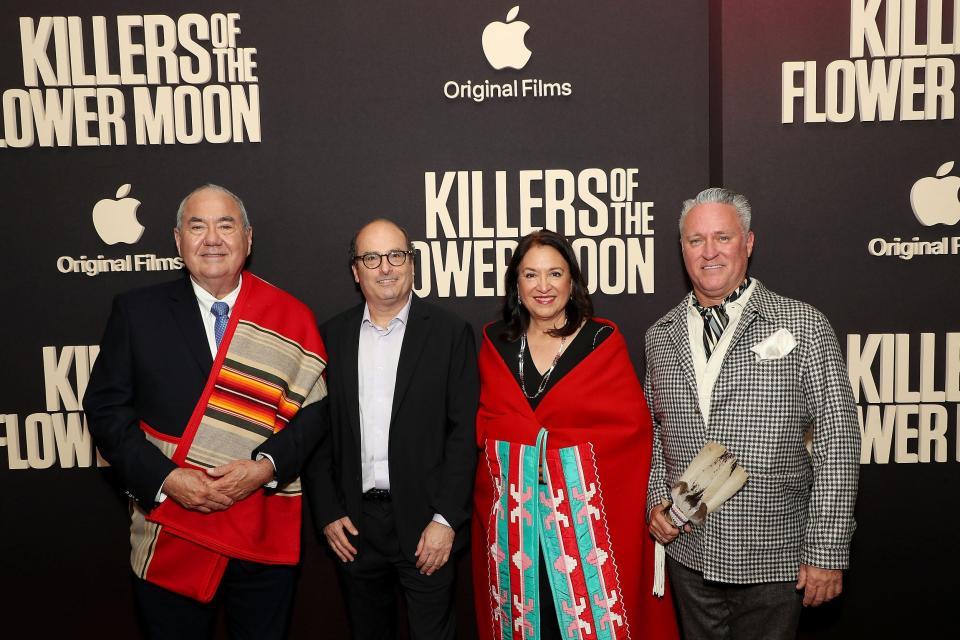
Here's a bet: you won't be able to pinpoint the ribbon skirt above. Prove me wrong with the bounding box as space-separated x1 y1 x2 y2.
483 429 631 640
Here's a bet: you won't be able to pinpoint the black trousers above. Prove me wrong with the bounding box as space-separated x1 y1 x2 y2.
667 556 802 640
337 497 456 640
133 560 297 640
538 554 563 640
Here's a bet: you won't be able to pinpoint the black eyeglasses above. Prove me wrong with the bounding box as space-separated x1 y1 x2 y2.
354 250 414 269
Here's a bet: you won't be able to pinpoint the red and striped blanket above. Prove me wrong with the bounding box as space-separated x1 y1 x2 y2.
131 272 327 602
472 319 679 640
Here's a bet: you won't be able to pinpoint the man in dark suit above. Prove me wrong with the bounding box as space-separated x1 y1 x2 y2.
84 184 326 640
306 218 478 639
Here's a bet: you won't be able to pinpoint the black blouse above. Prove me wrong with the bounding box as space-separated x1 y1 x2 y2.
485 319 612 410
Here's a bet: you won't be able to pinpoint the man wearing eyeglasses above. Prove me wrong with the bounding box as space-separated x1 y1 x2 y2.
306 218 479 639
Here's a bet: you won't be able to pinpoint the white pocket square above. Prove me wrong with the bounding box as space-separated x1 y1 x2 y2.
750 328 797 360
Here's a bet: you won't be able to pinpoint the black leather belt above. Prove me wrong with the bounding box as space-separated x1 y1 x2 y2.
362 488 391 501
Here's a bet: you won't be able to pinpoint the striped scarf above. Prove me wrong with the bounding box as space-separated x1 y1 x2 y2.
131 272 327 602
692 277 751 359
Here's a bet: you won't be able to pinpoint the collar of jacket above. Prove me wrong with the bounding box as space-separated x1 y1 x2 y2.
655 278 783 328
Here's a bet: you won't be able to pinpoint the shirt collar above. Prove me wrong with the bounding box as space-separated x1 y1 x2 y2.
687 276 757 316
687 277 754 313
191 274 243 315
361 292 413 330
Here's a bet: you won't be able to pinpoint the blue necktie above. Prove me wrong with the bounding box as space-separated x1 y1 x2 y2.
211 301 230 348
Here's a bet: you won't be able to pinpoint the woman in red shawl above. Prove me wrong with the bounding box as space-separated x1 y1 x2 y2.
472 230 679 640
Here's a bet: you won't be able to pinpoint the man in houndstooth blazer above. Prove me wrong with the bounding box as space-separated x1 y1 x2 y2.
645 188 860 640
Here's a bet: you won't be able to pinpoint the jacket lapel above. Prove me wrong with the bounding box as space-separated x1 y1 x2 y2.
343 304 364 449
662 301 699 396
722 280 776 356
168 276 213 375
391 296 429 421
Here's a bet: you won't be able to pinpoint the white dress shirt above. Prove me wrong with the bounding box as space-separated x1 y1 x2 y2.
190 275 242 358
357 294 450 527
157 275 276 502
686 280 756 427
357 295 412 492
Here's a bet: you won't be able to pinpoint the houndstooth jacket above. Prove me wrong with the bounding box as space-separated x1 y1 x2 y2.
644 280 860 584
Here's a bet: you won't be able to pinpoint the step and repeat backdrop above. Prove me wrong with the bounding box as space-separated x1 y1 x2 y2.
0 1 954 637
722 1 959 636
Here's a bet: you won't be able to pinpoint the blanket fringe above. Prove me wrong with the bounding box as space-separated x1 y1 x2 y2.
653 541 665 597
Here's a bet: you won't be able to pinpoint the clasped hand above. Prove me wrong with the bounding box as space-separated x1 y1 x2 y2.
163 458 274 513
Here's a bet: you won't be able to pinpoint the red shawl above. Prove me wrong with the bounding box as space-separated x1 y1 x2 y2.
131 272 327 602
472 319 678 640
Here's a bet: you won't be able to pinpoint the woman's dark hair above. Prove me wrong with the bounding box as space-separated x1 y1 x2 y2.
501 229 593 341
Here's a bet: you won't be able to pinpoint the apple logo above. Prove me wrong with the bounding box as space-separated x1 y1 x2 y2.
482 6 532 71
910 161 960 226
92 184 145 244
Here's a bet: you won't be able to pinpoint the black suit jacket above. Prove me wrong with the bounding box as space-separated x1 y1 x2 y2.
83 275 324 509
306 296 479 559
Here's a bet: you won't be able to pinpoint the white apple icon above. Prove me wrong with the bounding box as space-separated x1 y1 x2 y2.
910 161 960 226
482 6 532 71
92 184 145 244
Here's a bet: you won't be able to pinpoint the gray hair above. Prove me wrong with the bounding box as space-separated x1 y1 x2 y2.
176 183 250 230
679 187 752 234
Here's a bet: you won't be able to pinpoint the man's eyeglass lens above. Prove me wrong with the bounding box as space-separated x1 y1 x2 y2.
359 251 410 269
